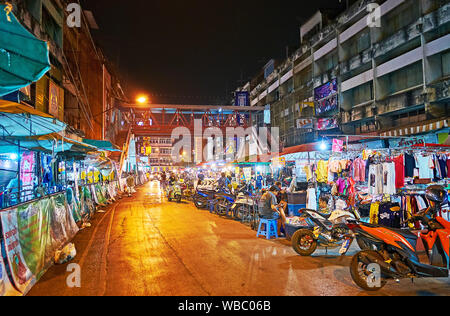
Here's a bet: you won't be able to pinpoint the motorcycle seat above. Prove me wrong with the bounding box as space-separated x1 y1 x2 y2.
389 227 419 241
361 222 418 240
217 193 235 199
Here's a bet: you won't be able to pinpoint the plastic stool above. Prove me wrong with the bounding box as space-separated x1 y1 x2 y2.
256 219 278 240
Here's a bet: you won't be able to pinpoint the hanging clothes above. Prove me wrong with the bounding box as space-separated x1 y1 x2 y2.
404 153 416 178
368 164 383 195
415 154 433 179
315 160 329 183
393 155 405 189
382 162 396 195
369 202 380 224
353 158 366 182
307 187 317 210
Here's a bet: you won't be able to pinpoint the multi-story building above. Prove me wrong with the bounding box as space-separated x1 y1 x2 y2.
239 0 450 149
3 0 127 145
136 136 175 171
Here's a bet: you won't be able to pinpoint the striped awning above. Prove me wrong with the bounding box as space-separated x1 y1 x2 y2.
380 119 449 137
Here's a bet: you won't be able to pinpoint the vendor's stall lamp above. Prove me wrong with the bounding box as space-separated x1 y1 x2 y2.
320 142 327 151
9 153 18 160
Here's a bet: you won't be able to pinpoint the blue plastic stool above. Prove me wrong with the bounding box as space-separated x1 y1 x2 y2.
256 219 278 240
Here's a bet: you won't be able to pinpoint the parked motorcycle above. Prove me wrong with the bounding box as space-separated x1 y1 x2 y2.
167 181 182 203
231 185 255 221
290 207 359 256
214 188 236 216
193 179 217 209
347 185 450 291
178 179 194 201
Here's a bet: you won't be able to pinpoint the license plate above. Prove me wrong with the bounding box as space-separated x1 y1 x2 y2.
339 238 352 255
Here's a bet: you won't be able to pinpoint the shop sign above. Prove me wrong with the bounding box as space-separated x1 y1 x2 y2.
272 157 286 167
397 138 425 148
332 139 344 152
243 167 252 180
235 91 250 106
317 118 338 130
49 81 60 118
296 119 313 130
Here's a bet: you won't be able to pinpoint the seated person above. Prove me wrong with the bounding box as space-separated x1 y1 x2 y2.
318 196 331 215
259 186 287 236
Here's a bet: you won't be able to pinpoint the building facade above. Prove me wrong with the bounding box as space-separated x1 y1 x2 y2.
136 136 175 171
3 0 127 145
240 0 450 149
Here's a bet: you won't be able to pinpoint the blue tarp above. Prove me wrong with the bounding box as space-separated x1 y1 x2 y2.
0 3 51 96
0 101 66 136
82 139 121 152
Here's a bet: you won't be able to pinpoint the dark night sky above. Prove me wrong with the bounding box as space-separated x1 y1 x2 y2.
80 0 349 104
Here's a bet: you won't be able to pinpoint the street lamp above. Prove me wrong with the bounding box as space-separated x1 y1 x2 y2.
136 95 149 105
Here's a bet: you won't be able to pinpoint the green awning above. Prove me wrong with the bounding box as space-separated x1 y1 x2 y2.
82 139 122 152
0 3 51 96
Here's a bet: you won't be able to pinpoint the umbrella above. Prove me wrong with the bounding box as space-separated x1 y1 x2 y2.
0 3 51 96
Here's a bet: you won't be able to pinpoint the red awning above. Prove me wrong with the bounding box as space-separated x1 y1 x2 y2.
280 142 321 156
412 143 450 148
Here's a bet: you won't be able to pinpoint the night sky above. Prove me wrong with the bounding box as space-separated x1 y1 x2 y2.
81 0 350 105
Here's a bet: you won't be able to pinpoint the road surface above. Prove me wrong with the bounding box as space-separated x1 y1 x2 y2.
28 181 450 296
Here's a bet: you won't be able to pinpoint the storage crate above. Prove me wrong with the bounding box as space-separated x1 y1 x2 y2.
287 204 306 217
287 192 307 205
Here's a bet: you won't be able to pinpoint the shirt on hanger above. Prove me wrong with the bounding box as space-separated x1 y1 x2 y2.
382 162 396 195
393 155 405 189
368 164 383 196
353 158 366 182
316 160 329 183
415 154 433 179
404 153 416 178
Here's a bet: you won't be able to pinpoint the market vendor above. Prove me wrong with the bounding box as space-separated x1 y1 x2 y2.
318 196 331 214
6 174 20 206
255 172 264 192
259 186 287 236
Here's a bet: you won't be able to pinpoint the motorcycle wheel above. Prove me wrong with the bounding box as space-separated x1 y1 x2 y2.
350 250 387 291
236 205 246 221
194 196 205 209
291 229 318 256
176 195 182 203
356 238 373 251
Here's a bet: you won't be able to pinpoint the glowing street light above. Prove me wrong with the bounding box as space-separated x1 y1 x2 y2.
136 95 149 105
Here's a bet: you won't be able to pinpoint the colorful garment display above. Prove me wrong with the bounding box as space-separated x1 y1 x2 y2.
316 160 329 183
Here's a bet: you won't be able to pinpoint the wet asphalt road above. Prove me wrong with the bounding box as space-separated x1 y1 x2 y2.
27 181 450 296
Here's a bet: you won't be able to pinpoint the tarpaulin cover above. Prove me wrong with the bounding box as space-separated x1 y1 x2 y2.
0 4 51 96
0 193 79 295
0 101 66 136
82 139 121 152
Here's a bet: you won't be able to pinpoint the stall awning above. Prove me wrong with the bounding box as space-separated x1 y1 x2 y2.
380 119 449 137
0 100 66 136
0 3 51 96
280 142 321 156
82 139 122 152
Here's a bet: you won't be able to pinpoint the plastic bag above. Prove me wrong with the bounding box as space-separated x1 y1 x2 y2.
54 243 77 265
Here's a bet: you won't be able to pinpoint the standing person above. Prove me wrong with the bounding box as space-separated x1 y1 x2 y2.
266 173 274 187
160 172 167 193
126 173 135 197
255 172 264 192
259 186 286 236
217 172 230 192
